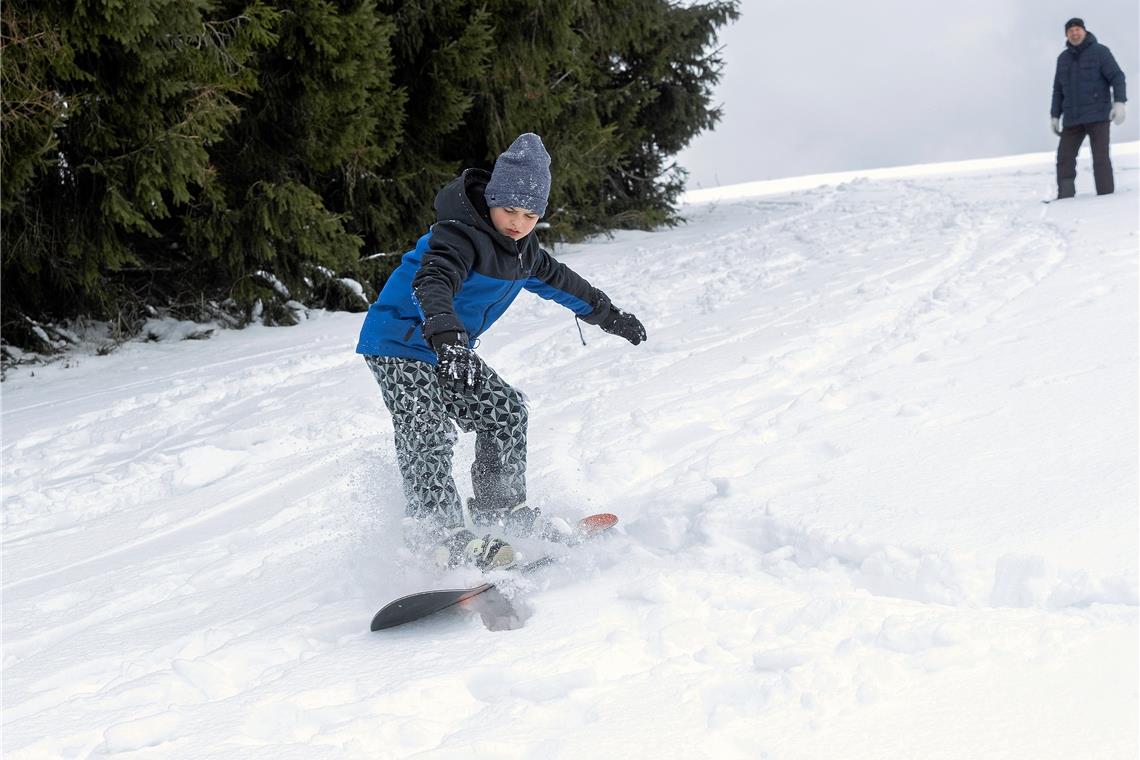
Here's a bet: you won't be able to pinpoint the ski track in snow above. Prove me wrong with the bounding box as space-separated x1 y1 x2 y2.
2 148 1138 758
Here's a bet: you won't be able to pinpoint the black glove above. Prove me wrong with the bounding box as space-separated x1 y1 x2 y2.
599 306 647 345
430 331 483 396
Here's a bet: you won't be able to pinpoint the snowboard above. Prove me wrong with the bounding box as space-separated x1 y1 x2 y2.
370 513 617 631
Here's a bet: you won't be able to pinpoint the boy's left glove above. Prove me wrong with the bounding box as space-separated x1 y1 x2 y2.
599 307 647 345
430 331 483 395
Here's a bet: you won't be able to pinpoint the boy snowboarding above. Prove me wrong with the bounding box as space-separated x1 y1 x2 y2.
356 133 646 571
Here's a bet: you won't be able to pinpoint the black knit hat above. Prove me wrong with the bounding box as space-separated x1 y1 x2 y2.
1065 17 1085 31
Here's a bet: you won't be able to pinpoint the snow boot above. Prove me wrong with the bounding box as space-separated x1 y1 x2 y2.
433 527 515 571
469 498 573 541
504 502 576 542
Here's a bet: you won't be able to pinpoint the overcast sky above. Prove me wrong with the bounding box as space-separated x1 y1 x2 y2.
677 0 1140 188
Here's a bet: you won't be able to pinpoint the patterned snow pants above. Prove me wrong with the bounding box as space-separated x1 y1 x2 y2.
364 355 528 531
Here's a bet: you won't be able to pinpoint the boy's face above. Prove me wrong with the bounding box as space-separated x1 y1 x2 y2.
490 206 540 241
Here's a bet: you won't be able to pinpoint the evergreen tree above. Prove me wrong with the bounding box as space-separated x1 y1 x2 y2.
1 0 737 353
189 0 403 321
583 0 738 232
454 0 619 236
408 0 738 241
349 0 495 254
0 3 71 215
2 0 277 339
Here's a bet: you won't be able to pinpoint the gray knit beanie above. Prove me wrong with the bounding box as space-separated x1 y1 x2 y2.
485 133 551 216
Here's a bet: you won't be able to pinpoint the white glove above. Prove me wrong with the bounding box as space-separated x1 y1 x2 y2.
1051 117 1062 136
1109 102 1126 126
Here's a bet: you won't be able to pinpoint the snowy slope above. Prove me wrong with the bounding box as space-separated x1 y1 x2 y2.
3 145 1138 759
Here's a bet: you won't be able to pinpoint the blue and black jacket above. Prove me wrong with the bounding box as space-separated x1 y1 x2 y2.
1052 32 1127 128
356 169 612 362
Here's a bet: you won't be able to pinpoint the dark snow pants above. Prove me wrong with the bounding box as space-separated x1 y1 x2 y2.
1056 121 1114 198
364 355 528 531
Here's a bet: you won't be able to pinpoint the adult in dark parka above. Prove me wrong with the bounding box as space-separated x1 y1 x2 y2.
1050 17 1127 199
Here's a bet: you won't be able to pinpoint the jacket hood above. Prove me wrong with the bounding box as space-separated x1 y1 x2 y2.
433 169 522 254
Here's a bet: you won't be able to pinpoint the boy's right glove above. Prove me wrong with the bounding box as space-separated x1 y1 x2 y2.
430 331 483 395
599 307 647 345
